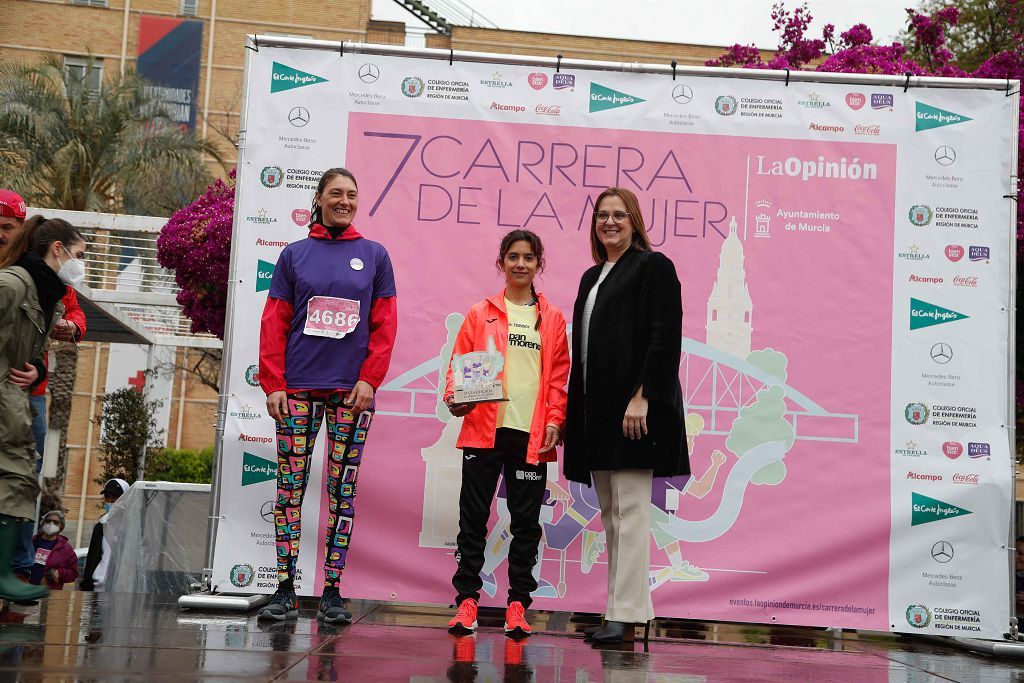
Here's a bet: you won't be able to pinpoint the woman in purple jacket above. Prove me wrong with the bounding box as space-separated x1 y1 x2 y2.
30 510 78 589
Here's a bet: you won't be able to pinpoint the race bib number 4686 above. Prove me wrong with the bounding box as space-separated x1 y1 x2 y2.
304 296 361 339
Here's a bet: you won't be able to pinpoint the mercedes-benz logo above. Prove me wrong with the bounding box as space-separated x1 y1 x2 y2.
260 500 275 523
359 63 380 83
930 342 953 365
931 540 954 563
672 84 694 104
288 106 309 127
934 145 956 166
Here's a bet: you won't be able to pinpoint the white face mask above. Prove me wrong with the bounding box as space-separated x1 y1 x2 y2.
42 522 60 536
57 246 86 287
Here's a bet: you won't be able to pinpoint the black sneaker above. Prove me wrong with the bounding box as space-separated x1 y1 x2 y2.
257 588 298 621
317 589 352 624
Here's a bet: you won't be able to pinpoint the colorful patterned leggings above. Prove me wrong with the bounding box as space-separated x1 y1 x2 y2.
274 390 373 588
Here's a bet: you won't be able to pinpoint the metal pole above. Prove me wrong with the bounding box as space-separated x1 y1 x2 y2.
197 36 255 592
201 0 218 143
74 343 104 548
250 34 1015 91
1006 83 1021 639
119 0 130 77
136 343 156 481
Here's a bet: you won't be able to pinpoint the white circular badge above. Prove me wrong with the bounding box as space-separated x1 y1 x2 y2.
350 258 364 271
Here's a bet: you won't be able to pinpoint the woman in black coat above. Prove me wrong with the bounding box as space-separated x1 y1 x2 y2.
563 187 689 644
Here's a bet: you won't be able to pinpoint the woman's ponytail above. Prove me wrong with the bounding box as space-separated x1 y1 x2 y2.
529 283 542 331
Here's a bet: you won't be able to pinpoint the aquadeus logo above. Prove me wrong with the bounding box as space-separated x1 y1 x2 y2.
590 83 645 113
271 62 328 93
916 101 972 132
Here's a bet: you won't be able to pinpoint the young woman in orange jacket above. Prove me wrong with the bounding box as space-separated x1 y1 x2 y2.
443 229 570 637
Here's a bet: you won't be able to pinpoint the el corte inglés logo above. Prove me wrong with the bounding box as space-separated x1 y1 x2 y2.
271 62 328 93
589 83 646 113
911 492 971 526
256 260 275 292
242 452 277 486
910 298 968 330
915 101 972 132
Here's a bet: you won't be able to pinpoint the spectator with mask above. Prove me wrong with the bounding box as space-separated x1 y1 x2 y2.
30 510 77 589
0 193 88 580
79 479 129 592
0 216 86 603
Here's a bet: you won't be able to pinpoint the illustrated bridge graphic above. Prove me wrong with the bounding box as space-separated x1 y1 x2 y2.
376 336 859 444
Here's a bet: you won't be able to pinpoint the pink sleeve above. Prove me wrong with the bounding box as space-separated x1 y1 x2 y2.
259 297 293 394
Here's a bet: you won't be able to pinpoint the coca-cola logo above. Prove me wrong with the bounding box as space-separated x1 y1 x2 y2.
942 441 963 459
945 245 964 261
845 93 866 110
953 276 978 287
535 104 561 116
292 208 311 226
528 73 548 90
953 473 979 484
854 124 880 135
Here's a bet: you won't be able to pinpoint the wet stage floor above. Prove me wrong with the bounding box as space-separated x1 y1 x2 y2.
1 591 1023 681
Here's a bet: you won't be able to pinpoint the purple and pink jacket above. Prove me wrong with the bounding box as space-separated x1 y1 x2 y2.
259 223 398 394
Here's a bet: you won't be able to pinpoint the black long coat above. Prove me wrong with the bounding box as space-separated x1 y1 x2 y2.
563 249 690 484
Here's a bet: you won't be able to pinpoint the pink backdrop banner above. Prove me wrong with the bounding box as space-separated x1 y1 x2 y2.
318 111 897 630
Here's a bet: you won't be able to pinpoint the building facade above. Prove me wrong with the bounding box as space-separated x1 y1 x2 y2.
4 0 737 541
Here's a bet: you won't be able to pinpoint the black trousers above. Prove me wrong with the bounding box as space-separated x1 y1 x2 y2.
453 428 547 607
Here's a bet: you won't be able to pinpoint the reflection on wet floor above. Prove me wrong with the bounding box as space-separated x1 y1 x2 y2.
0 591 1022 681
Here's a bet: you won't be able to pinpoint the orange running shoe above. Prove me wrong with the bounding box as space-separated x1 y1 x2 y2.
504 636 525 665
448 598 478 633
504 601 532 636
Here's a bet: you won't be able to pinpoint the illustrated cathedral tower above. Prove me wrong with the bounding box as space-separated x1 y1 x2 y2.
706 216 753 359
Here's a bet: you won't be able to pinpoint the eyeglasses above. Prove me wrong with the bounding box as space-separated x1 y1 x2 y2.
595 211 630 224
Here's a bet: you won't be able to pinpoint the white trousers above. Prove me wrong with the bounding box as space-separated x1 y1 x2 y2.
592 469 655 623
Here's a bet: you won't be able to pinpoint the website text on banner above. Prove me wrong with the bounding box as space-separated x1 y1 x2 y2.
210 44 1016 640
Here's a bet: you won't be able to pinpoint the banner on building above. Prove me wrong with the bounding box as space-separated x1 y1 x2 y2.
211 42 1019 639
137 16 203 130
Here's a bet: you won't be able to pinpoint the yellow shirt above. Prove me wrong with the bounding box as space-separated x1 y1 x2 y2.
499 299 542 433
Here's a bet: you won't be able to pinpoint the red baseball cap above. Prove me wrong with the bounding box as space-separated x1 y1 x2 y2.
0 190 26 220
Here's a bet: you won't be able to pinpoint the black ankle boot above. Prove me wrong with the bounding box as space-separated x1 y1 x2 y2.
590 621 650 644
591 621 632 643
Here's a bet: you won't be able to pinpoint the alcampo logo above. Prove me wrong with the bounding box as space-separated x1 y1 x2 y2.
590 83 645 113
910 298 968 330
916 101 972 132
256 260 275 292
911 491 971 526
271 62 328 93
242 452 277 486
